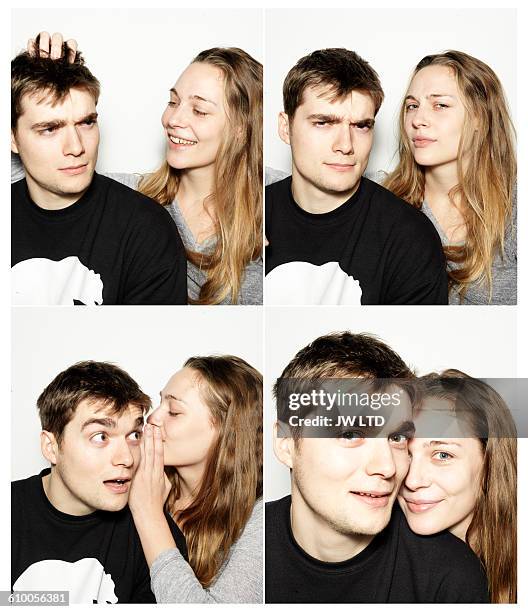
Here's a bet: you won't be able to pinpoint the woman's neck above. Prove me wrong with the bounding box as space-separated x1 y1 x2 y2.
424 162 459 204
177 166 215 208
170 464 205 517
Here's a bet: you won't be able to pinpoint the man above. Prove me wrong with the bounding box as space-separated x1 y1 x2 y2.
11 36 187 304
265 49 448 305
266 332 489 603
11 361 186 603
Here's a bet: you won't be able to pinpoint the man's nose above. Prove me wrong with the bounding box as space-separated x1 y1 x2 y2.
112 438 134 468
62 125 85 157
365 439 397 479
333 124 354 156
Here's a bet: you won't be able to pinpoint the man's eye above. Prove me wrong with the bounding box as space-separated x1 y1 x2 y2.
389 433 408 444
91 433 107 443
341 430 364 440
314 121 329 127
39 127 57 135
128 431 142 442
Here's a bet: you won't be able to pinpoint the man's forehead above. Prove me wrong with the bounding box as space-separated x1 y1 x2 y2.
19 88 96 121
297 85 375 117
72 398 144 426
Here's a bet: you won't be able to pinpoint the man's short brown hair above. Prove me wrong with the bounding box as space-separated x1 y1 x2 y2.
37 361 151 443
11 39 100 130
273 332 415 441
283 48 384 118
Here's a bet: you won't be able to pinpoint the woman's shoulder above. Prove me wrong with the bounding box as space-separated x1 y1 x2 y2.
103 171 142 191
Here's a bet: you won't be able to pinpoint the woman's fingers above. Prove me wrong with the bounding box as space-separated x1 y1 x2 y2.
153 425 164 477
144 423 154 471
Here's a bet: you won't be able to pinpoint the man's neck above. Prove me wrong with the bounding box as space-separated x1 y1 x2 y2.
25 176 88 211
42 470 93 516
290 490 374 562
290 168 360 215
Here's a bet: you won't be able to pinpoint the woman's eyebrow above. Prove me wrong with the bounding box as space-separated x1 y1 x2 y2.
427 440 462 447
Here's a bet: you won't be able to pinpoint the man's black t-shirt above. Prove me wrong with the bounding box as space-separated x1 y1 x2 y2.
11 469 188 604
12 173 187 305
265 495 489 603
265 176 448 305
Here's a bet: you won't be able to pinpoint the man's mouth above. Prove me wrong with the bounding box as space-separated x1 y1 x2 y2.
59 164 88 175
324 162 356 172
350 490 392 507
169 135 198 146
103 478 131 494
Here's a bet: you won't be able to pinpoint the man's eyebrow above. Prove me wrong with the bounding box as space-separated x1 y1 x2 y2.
306 113 375 127
77 112 98 124
30 112 98 131
81 417 116 431
31 119 66 130
389 420 416 436
307 113 341 123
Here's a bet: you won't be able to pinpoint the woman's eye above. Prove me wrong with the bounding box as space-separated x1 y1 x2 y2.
405 103 418 111
193 109 207 116
433 451 453 461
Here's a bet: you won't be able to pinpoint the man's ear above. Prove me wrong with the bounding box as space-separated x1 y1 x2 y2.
273 421 296 469
11 130 19 154
278 112 291 145
40 430 59 465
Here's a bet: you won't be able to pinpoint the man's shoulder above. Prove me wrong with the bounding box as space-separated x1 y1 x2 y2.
12 473 38 496
96 174 173 225
393 506 484 571
265 176 291 198
265 495 291 521
363 178 440 237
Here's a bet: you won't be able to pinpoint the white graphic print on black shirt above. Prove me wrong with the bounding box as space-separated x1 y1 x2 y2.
12 173 187 305
14 558 117 604
265 176 448 305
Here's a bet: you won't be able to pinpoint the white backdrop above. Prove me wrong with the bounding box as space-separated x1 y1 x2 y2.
11 8 263 174
12 306 263 480
264 306 517 501
265 8 516 176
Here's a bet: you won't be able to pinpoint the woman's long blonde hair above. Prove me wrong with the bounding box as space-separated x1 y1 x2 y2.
139 48 262 304
384 51 516 301
164 355 262 587
418 371 517 603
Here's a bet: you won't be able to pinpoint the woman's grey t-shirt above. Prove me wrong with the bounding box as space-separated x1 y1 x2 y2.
421 198 517 305
150 499 263 603
107 173 262 305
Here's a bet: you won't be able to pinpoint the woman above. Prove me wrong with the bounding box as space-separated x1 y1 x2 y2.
384 51 516 304
129 355 263 603
24 34 263 304
398 371 517 603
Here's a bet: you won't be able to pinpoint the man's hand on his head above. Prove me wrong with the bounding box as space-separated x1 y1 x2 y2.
27 31 78 63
